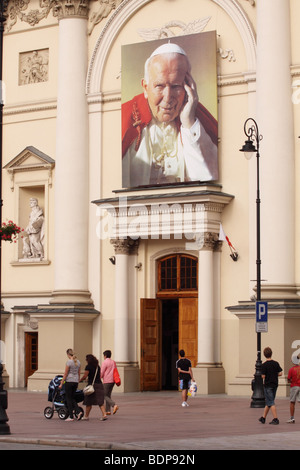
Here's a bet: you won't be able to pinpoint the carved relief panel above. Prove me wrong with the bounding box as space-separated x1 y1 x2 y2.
19 49 49 85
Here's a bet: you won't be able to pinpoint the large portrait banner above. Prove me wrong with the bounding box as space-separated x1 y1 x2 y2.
121 31 218 188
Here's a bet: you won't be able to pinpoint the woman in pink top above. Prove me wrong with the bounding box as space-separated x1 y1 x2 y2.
101 350 119 415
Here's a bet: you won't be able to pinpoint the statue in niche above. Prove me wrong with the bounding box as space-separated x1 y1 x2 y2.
22 198 45 260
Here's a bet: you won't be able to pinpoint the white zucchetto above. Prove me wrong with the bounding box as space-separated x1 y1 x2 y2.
150 42 187 58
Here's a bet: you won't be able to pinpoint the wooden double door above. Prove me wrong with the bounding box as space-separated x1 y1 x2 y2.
140 297 198 391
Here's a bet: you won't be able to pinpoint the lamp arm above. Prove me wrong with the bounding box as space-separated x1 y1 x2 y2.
243 118 262 152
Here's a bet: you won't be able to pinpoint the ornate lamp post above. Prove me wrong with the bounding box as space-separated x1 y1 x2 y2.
240 118 265 408
0 0 10 434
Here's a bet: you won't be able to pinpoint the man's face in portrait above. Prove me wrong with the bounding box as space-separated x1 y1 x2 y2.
142 53 189 124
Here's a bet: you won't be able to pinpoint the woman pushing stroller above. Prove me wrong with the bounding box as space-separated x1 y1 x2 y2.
59 349 83 421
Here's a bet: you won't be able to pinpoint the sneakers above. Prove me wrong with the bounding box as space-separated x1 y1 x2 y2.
259 416 280 425
287 417 295 423
181 401 189 407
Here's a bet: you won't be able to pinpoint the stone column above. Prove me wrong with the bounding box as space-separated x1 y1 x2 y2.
27 0 100 391
194 232 225 394
111 239 130 364
51 0 91 304
198 240 214 364
111 238 140 392
256 0 295 299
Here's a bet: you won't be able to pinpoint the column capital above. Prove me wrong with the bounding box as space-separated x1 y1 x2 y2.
111 238 139 255
196 232 220 251
54 0 89 19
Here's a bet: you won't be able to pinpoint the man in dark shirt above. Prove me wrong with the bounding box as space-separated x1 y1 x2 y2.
259 346 283 425
176 349 195 407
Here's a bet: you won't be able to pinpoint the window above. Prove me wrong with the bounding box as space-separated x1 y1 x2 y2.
180 255 197 290
158 254 198 295
160 255 177 290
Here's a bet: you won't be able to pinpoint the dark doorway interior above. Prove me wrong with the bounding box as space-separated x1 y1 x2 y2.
161 299 178 390
25 332 38 386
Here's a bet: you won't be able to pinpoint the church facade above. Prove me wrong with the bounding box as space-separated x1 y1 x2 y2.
1 0 300 397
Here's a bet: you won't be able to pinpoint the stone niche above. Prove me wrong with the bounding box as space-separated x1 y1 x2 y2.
4 146 55 264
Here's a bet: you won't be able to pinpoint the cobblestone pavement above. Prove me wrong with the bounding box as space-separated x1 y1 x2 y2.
0 390 299 451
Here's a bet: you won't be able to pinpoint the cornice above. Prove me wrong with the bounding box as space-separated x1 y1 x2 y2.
94 188 233 241
3 100 57 116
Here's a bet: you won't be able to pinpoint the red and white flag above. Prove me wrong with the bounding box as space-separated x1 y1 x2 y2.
219 224 238 260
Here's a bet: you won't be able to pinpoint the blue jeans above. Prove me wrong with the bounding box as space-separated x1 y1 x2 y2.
264 386 277 407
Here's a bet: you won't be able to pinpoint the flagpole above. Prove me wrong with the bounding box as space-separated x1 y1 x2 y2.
240 118 265 408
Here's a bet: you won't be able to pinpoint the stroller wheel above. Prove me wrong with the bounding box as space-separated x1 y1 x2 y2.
44 406 54 419
58 407 69 420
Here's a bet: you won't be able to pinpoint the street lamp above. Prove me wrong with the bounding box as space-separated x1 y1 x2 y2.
0 0 10 434
240 118 265 408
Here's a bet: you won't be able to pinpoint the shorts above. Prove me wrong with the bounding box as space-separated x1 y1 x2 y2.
264 386 277 407
290 386 300 403
179 379 191 390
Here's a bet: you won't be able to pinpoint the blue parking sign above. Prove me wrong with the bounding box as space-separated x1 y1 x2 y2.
256 302 268 332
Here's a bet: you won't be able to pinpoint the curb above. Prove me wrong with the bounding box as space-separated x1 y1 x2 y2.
0 436 141 450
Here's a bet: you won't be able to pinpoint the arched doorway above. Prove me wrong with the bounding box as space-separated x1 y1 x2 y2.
140 254 198 391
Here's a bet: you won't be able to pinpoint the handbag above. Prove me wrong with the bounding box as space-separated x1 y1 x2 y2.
113 365 121 387
83 366 98 395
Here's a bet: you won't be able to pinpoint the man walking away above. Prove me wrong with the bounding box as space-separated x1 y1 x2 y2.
259 347 282 425
176 349 195 407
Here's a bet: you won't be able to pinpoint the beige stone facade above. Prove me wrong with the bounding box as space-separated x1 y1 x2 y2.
0 0 300 397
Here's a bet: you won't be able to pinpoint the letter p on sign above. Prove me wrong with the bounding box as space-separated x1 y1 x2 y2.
256 302 268 332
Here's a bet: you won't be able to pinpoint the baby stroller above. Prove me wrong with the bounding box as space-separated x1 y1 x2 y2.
44 375 84 420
